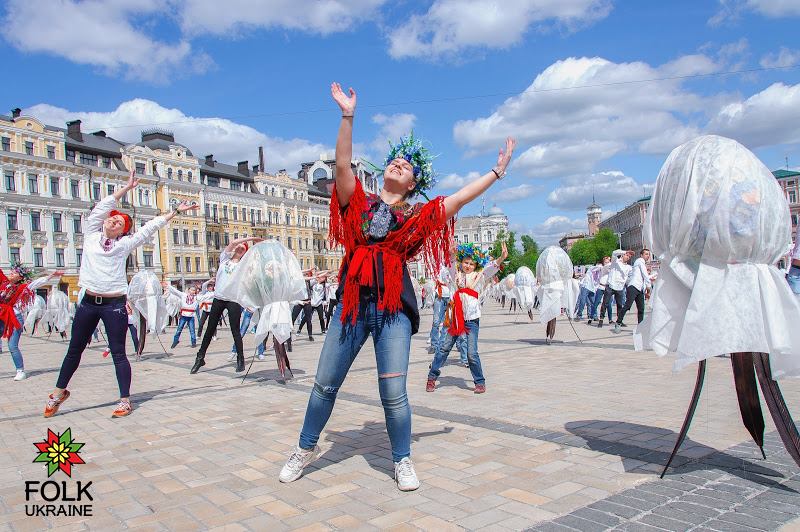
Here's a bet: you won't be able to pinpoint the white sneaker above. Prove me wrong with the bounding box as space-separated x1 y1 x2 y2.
257 353 265 361
279 445 320 483
14 369 27 381
394 457 420 491
227 352 237 362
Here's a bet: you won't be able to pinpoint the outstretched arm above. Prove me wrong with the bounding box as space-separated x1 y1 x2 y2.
223 236 263 254
443 138 516 219
331 82 357 208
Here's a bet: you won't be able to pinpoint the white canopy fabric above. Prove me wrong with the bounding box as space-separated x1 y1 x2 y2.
536 246 578 324
633 135 800 379
128 270 168 335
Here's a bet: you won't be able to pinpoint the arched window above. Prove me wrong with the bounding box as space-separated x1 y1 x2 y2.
177 170 183 181
285 213 291 225
188 170 193 182
293 191 297 200
271 187 275 196
167 168 173 179
312 167 327 181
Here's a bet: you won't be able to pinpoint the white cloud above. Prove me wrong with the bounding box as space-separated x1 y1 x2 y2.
760 47 800 68
707 82 800 148
24 99 331 174
709 0 800 25
369 113 417 156
1 0 212 82
436 171 480 190
520 215 588 246
491 183 543 203
454 55 718 178
387 0 612 59
177 0 386 36
546 171 654 211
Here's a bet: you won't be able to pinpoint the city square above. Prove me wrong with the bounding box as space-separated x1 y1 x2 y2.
1 304 799 531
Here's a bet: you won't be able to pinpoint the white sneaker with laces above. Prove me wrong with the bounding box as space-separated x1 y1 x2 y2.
394 457 420 491
14 369 27 381
279 445 320 483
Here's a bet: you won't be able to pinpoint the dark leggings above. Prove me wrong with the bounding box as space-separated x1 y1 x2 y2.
292 303 313 336
197 299 242 359
56 297 131 397
313 305 326 331
599 287 625 321
325 300 337 328
618 285 645 324
197 310 210 338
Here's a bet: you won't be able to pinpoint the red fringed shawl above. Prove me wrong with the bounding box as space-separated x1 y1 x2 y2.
330 180 454 326
0 270 34 339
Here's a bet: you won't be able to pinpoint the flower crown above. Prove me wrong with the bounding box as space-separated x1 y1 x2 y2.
456 243 490 270
382 132 435 199
10 261 34 282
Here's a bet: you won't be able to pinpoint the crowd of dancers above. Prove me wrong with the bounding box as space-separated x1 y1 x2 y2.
1 83 799 493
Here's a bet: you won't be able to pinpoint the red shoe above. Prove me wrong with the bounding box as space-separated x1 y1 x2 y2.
474 384 486 394
426 379 436 392
44 390 70 418
112 400 132 417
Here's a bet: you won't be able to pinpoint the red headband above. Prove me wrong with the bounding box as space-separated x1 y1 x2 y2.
108 210 132 234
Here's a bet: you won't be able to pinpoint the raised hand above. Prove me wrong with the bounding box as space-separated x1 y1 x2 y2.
126 167 140 190
331 82 356 117
175 201 199 214
494 137 517 176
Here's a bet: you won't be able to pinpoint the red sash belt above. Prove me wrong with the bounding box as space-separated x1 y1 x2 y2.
340 244 404 326
435 280 445 298
0 304 21 339
448 288 478 337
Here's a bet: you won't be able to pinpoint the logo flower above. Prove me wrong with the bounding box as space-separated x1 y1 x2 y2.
33 428 85 477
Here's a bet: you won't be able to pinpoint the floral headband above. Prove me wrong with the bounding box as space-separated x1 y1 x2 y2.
366 132 436 200
10 261 34 282
456 243 490 270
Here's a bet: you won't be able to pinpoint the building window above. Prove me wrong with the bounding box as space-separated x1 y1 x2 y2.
70 179 80 198
7 209 18 230
185 257 191 272
31 211 41 232
55 249 65 267
102 156 111 168
107 184 115 197
222 206 228 220
257 210 261 223
242 208 247 222
208 176 219 187
223 233 229 246
50 176 60 196
195 257 201 272
214 233 220 249
53 213 62 233
73 215 81 234
177 170 183 181
188 170 193 182
10 247 20 264
212 204 218 221
167 168 173 179
28 174 38 194
75 249 82 267
135 162 145 175
193 230 199 245
183 229 189 244
231 181 241 191
285 213 291 225
233 207 238 221
175 257 181 272
79 152 98 166
66 148 75 162
92 183 101 200
47 145 56 159
25 141 33 156
233 233 239 240
143 251 153 268
789 190 797 204
33 248 43 267
4 171 15 192
1 137 9 151
288 237 293 249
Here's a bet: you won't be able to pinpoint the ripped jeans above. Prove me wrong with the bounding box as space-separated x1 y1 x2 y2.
298 299 412 462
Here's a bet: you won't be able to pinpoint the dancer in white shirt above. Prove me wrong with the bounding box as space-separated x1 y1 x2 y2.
615 249 653 331
164 283 199 348
597 250 631 328
44 170 196 417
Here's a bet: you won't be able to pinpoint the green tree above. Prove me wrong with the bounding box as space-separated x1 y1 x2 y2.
568 239 596 266
520 235 538 255
593 228 619 260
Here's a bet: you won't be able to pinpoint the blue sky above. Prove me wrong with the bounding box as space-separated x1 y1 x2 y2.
2 0 800 244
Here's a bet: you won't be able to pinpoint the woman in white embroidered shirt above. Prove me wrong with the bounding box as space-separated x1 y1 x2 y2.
44 170 197 418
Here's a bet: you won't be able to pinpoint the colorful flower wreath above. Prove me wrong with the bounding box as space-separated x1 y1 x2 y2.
10 261 34 282
367 132 435 199
456 243 490 270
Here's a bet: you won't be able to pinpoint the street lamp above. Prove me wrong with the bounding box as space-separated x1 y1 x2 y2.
615 232 623 249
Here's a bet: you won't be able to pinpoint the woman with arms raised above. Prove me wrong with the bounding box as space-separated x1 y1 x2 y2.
279 82 516 491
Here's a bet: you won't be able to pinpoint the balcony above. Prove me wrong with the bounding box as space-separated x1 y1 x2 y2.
53 232 69 243
30 231 48 244
6 229 25 243
74 233 84 245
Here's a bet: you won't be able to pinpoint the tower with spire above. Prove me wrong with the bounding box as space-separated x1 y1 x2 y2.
587 193 602 236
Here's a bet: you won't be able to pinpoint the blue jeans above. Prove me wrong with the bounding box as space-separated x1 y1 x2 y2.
299 301 412 462
429 297 468 363
232 309 254 353
788 264 800 294
173 316 196 345
428 319 485 385
0 312 25 369
575 287 596 319
592 288 615 321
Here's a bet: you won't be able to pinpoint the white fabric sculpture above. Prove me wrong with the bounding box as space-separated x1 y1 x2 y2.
164 292 181 322
514 266 536 310
632 135 800 477
410 275 423 310
634 135 800 378
536 246 578 324
128 270 168 335
216 240 306 346
24 295 46 332
43 290 71 332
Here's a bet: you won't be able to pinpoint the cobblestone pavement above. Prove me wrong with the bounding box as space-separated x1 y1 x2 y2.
1 302 798 531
